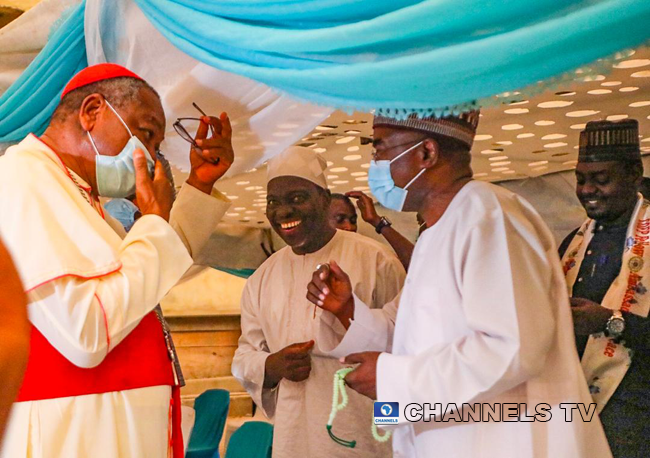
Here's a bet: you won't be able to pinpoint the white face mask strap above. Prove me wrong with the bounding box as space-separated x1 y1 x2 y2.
389 140 424 164
104 100 134 137
404 167 426 190
87 131 100 156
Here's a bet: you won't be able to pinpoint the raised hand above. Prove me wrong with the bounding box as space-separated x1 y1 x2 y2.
264 340 314 388
306 261 354 328
347 191 381 227
134 149 174 221
187 112 234 194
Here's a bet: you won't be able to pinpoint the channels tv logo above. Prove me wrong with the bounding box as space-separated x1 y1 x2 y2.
374 402 399 425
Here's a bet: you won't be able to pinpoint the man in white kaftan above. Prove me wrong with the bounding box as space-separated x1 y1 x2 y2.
232 146 405 458
309 112 612 458
0 64 234 458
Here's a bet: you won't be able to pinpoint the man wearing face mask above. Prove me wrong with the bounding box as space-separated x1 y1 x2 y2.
232 146 404 458
307 112 611 458
0 64 233 458
558 120 650 457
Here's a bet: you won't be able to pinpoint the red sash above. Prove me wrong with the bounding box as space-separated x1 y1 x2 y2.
17 311 184 457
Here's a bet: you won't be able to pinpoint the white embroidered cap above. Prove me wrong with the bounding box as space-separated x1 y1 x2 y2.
266 146 328 189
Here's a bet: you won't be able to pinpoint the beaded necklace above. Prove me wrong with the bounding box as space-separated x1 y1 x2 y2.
64 165 92 205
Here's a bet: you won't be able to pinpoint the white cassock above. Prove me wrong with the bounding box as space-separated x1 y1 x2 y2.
318 181 612 458
0 135 230 458
232 229 405 458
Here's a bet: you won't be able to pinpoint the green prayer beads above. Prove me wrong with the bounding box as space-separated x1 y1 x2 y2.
327 367 392 448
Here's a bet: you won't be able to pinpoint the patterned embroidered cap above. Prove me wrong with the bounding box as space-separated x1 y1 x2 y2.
578 119 641 163
267 146 328 189
373 111 480 149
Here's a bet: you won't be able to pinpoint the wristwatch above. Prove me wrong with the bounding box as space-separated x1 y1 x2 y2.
375 216 392 234
606 311 625 339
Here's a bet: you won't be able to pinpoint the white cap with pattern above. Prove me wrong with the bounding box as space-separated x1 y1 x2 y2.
266 146 328 189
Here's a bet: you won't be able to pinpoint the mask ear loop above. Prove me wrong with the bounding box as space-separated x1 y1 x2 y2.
87 131 100 156
105 100 135 137
404 167 427 191
389 140 424 164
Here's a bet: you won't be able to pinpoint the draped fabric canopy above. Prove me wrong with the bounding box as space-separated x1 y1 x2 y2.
134 0 650 112
1 0 649 153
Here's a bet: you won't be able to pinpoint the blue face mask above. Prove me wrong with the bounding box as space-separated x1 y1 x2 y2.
87 100 155 198
368 141 425 211
103 198 140 232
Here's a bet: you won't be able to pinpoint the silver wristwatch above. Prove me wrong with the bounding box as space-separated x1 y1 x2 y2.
606 311 625 339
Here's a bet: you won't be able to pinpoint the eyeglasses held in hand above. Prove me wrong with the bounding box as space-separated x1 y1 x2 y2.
173 102 216 148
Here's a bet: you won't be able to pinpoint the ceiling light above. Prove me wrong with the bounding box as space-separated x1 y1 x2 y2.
504 108 529 114
541 134 567 140
537 101 573 108
544 142 568 148
336 136 356 144
566 110 600 117
570 123 587 130
474 134 493 141
501 124 524 130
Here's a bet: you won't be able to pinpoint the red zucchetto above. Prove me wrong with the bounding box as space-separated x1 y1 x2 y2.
61 63 143 99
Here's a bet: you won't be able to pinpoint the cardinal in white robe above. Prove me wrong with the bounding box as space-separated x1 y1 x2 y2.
232 146 405 457
307 112 612 458
0 64 234 458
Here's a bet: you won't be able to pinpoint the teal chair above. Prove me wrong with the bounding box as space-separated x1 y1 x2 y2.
225 422 273 458
186 389 230 458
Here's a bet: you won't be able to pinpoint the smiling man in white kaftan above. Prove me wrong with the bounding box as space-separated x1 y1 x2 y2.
232 147 405 458
308 112 612 458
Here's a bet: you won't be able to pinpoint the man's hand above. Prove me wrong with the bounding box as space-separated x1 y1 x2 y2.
186 113 234 194
343 352 381 400
306 261 354 328
571 297 613 336
347 191 381 228
264 340 314 388
134 149 174 221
